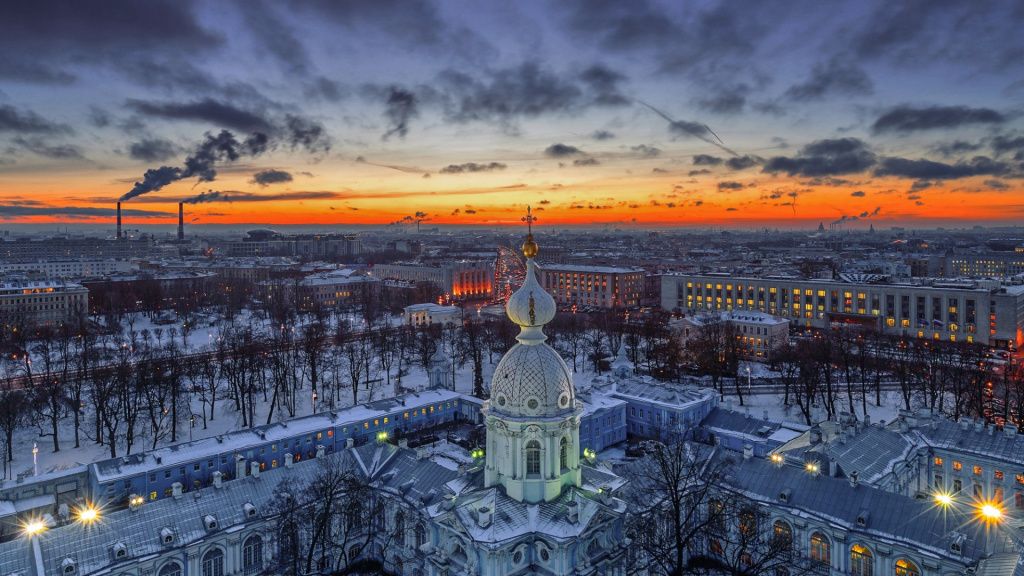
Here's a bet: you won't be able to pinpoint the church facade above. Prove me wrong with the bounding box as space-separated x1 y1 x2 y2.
423 225 628 576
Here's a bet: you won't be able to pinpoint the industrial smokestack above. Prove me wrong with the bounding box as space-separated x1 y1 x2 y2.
116 202 122 239
177 202 184 241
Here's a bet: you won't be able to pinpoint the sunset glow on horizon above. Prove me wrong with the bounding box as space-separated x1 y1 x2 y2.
2 1 1022 230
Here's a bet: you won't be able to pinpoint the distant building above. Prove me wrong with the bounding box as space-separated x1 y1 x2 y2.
0 236 153 262
662 273 1024 348
0 279 88 325
403 303 462 326
0 259 133 279
297 272 378 310
372 261 494 300
537 263 644 309
223 230 362 258
676 310 790 360
947 250 1024 279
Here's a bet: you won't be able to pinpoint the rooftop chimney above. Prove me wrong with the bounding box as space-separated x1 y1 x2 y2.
116 201 122 239
177 202 184 241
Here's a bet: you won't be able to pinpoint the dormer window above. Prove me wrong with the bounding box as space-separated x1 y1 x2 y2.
61 558 76 574
204 514 218 531
244 502 258 518
160 527 174 545
112 542 128 560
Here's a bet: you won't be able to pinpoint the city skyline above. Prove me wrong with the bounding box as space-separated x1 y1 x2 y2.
2 1 1024 229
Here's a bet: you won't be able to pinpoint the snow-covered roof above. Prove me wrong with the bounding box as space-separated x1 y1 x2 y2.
91 388 467 483
611 380 716 411
537 263 644 274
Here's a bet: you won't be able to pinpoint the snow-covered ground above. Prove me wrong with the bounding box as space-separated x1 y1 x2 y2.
3 337 504 481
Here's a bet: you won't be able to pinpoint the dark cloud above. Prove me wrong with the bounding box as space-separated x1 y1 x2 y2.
696 84 751 115
573 158 600 166
784 57 873 101
910 180 932 192
579 65 630 106
128 138 178 162
439 162 507 174
88 106 112 129
11 137 84 159
718 181 744 191
0 105 70 134
382 87 417 140
182 189 340 204
0 1 221 85
984 179 1009 190
930 140 983 157
251 169 294 186
122 130 269 201
763 138 876 176
282 114 331 152
240 0 309 75
875 156 1011 179
693 154 724 166
688 169 712 176
991 134 1024 161
630 145 661 158
725 155 760 170
545 143 583 157
590 130 616 140
304 77 348 102
850 190 866 197
872 105 1005 134
0 204 168 220
127 98 274 133
429 61 629 128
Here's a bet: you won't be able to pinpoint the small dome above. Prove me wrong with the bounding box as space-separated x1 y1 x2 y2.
490 343 575 418
506 261 556 331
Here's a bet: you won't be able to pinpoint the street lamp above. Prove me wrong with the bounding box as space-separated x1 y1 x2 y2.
21 518 47 538
933 491 954 508
979 502 1003 523
76 503 101 525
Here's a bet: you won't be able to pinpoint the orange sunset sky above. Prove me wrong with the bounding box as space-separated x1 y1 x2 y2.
1 1 1022 230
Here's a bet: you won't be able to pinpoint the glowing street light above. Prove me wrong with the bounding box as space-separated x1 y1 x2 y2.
979 502 1003 522
376 430 389 443
769 453 784 465
76 503 100 525
22 519 47 537
933 492 954 508
804 462 820 474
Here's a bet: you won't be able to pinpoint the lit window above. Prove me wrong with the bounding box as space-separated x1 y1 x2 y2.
850 544 873 576
953 461 962 472
974 465 983 476
894 558 920 576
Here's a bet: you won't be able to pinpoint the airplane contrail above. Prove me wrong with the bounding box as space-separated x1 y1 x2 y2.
637 100 740 157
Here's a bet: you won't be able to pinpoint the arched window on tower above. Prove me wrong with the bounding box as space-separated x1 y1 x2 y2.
526 440 541 477
894 558 920 576
850 543 873 576
809 532 830 572
560 437 568 472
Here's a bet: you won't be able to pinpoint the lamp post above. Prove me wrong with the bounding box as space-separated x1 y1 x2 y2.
746 366 752 394
32 443 38 476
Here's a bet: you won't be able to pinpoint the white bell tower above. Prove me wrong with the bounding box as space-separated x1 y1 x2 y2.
483 207 582 503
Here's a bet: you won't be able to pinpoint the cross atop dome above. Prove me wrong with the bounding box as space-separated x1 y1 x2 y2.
505 207 555 339
521 205 539 259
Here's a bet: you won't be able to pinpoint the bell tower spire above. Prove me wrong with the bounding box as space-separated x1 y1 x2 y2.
484 206 583 503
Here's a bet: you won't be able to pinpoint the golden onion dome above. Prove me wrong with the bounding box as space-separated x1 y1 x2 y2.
522 233 539 259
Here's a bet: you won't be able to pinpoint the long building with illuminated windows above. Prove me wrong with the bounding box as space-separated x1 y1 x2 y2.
662 273 1024 348
538 264 644 310
371 261 494 300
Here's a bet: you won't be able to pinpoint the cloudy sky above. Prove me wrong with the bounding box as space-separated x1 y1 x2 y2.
1 0 1023 229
